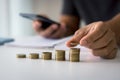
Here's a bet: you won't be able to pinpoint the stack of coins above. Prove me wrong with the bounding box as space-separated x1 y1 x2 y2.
69 48 80 62
16 54 26 58
55 50 65 61
29 53 39 59
42 52 52 60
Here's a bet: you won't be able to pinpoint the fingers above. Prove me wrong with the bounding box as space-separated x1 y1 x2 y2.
32 14 49 34
80 21 108 46
32 15 66 39
66 21 105 47
50 23 66 39
102 48 118 59
92 39 117 58
66 38 79 47
87 29 114 49
66 27 88 47
66 21 118 59
40 24 58 38
33 20 59 38
33 20 66 38
32 20 42 33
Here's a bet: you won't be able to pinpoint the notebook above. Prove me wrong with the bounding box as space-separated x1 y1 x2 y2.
5 36 72 48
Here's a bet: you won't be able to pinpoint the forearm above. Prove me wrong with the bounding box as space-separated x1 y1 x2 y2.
60 15 80 36
106 13 120 45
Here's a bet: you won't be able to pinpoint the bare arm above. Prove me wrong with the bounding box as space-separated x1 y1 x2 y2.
60 15 80 37
105 13 120 46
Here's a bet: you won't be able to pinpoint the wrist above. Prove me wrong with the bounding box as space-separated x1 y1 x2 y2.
59 22 79 37
104 17 120 45
64 24 79 37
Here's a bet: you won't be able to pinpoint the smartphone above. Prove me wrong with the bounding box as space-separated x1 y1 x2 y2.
20 13 60 29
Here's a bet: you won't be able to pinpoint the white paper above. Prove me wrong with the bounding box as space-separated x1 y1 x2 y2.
5 36 72 48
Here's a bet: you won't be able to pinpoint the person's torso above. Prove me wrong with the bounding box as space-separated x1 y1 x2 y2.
73 0 120 24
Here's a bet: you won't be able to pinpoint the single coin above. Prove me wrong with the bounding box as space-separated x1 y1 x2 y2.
70 42 78 46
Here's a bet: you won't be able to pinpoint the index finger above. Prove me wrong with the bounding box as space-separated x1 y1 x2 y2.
80 22 108 46
41 24 58 38
66 28 87 47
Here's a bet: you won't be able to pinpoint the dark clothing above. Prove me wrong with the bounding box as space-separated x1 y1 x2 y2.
62 0 120 24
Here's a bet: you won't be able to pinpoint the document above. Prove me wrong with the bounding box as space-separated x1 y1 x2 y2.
5 36 72 48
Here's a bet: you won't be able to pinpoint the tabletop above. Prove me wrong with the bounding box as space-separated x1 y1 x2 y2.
0 43 120 80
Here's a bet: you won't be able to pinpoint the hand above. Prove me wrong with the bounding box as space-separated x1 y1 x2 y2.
32 20 67 39
66 21 118 59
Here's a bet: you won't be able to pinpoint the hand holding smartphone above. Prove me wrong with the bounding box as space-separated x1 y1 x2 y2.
20 13 60 29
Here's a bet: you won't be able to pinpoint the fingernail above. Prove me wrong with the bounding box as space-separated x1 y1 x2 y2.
81 40 88 46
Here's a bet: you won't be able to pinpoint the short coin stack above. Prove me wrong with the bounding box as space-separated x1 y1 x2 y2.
55 50 65 61
16 54 26 58
29 53 39 59
69 48 80 62
42 52 52 60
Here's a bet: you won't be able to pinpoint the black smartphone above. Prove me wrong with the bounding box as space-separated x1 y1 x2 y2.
20 13 60 29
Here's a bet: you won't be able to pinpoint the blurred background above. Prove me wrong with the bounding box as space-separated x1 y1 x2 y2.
0 0 62 37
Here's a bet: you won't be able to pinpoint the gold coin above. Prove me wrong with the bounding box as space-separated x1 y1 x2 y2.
70 42 78 46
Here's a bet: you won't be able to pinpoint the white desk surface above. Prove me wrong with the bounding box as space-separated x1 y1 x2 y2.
0 43 120 80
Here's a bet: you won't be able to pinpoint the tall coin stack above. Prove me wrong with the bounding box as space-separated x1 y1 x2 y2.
42 52 52 60
55 50 65 61
69 48 80 62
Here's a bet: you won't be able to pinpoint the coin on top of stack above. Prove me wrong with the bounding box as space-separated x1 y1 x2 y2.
29 53 39 59
42 52 52 60
69 48 80 62
70 42 78 46
55 50 65 61
16 54 26 58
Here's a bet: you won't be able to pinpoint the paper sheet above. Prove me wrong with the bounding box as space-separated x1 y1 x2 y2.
5 36 72 48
